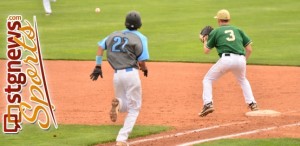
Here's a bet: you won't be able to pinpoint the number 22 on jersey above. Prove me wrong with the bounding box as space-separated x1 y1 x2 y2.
225 30 235 41
112 36 129 52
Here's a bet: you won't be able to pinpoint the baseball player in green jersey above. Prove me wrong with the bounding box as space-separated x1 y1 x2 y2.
199 9 259 117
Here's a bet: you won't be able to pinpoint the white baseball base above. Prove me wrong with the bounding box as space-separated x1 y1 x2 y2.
245 109 281 117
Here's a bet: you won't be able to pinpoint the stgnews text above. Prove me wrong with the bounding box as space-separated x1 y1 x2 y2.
3 15 57 134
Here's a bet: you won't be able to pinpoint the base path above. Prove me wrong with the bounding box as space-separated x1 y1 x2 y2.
0 60 299 145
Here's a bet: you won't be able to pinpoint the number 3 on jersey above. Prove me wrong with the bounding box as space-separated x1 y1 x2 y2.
112 36 129 52
225 30 235 41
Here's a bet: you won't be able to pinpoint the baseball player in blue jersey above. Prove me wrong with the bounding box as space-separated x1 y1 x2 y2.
90 11 149 146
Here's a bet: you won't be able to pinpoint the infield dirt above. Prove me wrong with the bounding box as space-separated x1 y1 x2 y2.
0 60 299 145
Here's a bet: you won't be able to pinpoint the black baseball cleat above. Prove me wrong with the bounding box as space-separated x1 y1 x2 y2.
199 102 215 117
248 102 259 111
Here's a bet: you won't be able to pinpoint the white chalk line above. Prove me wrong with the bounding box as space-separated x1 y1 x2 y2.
129 121 248 145
128 110 298 145
177 122 300 146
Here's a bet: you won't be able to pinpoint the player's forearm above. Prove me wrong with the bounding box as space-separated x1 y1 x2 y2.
97 46 104 56
96 46 104 66
245 44 252 60
138 61 147 71
245 50 251 60
203 41 210 54
202 35 211 54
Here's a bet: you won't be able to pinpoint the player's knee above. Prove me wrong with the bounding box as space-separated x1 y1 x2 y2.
237 77 248 84
203 77 212 84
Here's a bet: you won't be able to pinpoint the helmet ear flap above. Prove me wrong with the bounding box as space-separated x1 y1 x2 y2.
125 11 142 30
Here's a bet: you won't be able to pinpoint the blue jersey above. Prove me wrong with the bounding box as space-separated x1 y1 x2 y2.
98 30 149 70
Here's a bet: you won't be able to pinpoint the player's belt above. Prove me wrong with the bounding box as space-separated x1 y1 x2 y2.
221 53 244 57
115 67 133 73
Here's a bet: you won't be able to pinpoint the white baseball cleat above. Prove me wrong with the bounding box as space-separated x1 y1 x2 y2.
115 141 129 146
110 98 119 122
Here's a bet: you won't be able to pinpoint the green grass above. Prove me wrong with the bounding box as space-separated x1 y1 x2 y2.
196 138 300 146
0 124 171 146
0 0 300 65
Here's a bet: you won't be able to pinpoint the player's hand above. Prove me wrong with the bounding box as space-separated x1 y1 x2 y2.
199 26 213 43
199 34 208 43
199 34 204 42
142 69 148 77
203 35 208 42
138 61 148 77
139 67 148 77
90 66 103 81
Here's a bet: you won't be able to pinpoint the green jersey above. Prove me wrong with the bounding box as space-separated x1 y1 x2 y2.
206 25 251 57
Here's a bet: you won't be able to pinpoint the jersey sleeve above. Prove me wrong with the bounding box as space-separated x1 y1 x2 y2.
137 35 150 61
97 36 108 50
123 30 150 61
239 29 252 46
206 30 217 49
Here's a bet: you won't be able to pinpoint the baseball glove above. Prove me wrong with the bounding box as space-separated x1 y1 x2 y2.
90 66 103 81
199 26 213 43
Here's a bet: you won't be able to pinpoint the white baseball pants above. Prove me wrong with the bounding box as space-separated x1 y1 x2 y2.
43 0 52 14
113 68 142 142
202 53 256 105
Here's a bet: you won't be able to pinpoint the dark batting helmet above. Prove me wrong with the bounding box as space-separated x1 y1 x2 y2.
125 11 142 30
